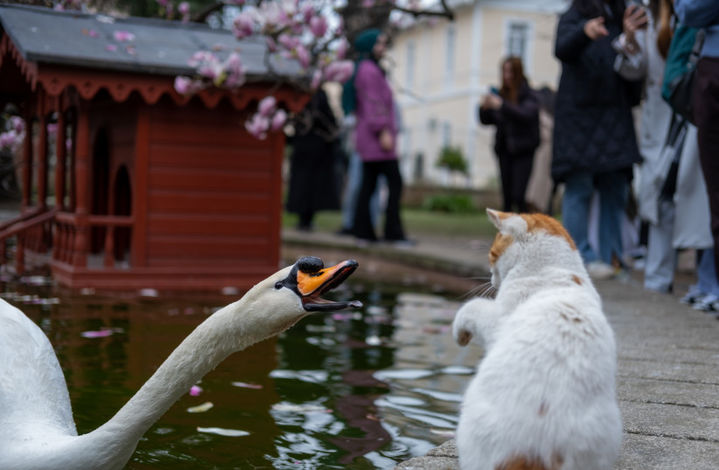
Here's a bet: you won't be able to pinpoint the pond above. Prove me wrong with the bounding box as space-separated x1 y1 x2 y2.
2 275 483 469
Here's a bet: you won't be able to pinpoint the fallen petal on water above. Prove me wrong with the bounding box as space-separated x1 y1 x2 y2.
197 426 249 437
81 329 114 338
231 381 263 390
187 402 214 413
189 385 203 396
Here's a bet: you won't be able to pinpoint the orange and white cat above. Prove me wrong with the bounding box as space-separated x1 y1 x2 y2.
452 209 621 470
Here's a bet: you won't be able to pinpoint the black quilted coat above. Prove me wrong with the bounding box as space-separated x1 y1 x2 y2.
552 1 642 182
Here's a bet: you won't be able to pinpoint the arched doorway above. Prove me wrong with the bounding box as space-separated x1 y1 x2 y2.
113 165 132 263
90 128 109 254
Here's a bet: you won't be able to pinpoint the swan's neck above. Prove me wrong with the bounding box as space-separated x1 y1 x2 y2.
78 294 285 467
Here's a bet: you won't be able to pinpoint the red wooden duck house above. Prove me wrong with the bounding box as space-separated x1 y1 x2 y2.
0 4 306 291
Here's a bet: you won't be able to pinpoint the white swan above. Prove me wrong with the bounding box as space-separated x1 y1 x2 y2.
0 256 360 470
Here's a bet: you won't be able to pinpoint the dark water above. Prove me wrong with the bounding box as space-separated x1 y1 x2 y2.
2 276 482 469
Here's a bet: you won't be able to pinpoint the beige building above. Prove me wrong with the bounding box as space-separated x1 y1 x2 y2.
388 0 568 188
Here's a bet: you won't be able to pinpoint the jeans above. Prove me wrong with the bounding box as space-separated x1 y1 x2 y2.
697 248 719 297
341 151 381 230
644 198 676 292
563 170 629 265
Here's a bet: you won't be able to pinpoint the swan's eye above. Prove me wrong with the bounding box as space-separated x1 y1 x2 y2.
274 281 283 290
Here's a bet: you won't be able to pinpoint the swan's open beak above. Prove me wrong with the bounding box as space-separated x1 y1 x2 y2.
283 257 362 312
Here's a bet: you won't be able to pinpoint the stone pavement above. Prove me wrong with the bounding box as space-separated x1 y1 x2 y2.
282 228 719 470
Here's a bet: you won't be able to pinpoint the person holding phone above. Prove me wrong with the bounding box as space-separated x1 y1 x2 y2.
479 57 540 213
552 0 644 280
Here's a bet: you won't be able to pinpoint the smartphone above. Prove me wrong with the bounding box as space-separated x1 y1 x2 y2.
490 86 500 95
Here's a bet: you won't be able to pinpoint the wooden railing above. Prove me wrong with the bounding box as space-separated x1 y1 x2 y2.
0 208 56 275
54 212 134 268
0 209 134 274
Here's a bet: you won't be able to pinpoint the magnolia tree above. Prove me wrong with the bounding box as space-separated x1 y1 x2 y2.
0 116 25 154
173 0 455 138
2 0 454 140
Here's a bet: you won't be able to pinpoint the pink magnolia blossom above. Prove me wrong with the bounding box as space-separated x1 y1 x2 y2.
233 12 254 39
309 16 328 38
310 69 322 90
174 76 194 94
277 33 299 51
245 114 270 140
335 39 349 60
10 116 24 134
258 96 277 117
362 0 375 7
223 53 246 87
271 109 287 131
301 3 314 22
156 0 168 6
113 30 135 42
179 2 190 22
0 131 19 150
46 123 58 136
323 60 354 83
295 44 311 69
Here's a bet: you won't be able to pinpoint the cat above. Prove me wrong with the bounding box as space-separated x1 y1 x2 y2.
452 209 621 470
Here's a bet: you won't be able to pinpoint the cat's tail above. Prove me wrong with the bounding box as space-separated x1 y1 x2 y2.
495 454 563 470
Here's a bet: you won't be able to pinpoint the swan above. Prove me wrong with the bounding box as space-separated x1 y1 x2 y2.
0 256 361 470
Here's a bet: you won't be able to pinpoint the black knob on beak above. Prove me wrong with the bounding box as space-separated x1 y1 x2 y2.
297 256 324 274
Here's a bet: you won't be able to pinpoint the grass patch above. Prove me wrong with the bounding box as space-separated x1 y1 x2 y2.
283 208 496 239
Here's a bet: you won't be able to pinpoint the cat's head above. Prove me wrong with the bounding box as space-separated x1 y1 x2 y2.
486 209 578 287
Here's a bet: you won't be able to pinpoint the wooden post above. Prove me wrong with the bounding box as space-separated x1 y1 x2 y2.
55 104 66 210
131 108 148 268
21 113 32 211
72 105 89 267
37 114 48 209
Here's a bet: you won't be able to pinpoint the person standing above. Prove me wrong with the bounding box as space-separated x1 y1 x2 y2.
346 29 408 244
479 57 540 213
285 89 341 231
675 0 719 297
553 0 643 279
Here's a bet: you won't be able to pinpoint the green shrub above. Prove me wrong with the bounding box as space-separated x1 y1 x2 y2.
422 194 476 213
436 146 468 175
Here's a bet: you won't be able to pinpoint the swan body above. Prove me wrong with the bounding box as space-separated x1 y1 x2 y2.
0 257 359 470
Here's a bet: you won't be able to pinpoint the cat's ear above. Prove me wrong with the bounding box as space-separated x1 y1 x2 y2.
486 208 509 230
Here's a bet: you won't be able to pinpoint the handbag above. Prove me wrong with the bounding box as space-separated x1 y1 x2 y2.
661 26 705 124
639 114 688 225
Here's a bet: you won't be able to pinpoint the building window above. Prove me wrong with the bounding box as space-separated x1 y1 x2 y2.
507 21 529 65
445 25 456 86
406 40 416 90
442 121 451 148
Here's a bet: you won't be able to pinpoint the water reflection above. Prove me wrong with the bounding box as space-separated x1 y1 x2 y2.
1 277 481 469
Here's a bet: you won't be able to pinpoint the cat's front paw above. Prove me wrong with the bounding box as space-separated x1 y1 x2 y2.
452 307 474 347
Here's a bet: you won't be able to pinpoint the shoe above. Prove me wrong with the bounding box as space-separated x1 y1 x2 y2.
679 287 704 305
335 227 354 236
692 294 718 312
385 238 416 249
586 261 614 280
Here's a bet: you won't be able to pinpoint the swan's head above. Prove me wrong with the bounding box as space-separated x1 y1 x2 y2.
274 256 362 312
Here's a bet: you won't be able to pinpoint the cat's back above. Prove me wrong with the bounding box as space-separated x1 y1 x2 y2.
461 279 620 470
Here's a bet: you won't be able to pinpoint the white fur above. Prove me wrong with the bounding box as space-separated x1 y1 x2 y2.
0 264 310 470
452 211 622 470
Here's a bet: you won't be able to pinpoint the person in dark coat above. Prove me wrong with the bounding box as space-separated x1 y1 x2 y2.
553 0 643 278
479 56 540 213
285 89 341 231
